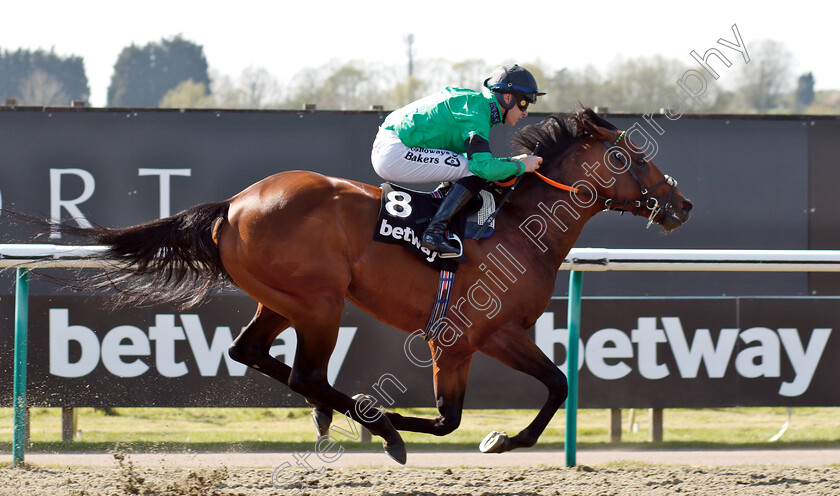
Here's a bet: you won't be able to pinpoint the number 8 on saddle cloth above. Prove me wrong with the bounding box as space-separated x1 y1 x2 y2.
373 182 496 272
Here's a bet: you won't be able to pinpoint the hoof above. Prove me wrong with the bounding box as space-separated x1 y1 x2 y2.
479 430 508 453
352 393 403 463
383 439 407 465
310 409 331 438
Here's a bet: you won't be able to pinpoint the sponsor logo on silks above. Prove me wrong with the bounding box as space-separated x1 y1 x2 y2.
404 148 464 168
489 101 501 124
403 150 440 164
409 147 451 156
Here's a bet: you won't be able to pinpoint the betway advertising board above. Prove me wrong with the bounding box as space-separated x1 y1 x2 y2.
0 295 836 408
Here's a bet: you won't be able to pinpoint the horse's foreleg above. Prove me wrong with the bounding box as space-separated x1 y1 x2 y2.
384 349 473 436
478 331 568 453
228 304 333 435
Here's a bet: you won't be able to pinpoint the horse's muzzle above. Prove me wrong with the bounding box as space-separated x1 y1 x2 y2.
661 198 693 232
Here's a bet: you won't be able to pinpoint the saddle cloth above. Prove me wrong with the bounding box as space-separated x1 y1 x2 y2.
374 183 495 271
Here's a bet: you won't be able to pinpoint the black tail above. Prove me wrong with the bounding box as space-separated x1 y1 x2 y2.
10 202 231 308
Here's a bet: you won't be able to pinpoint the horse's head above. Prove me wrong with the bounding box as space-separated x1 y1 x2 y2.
512 109 692 232
571 109 692 231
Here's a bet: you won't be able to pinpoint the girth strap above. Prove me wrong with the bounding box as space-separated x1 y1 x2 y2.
423 269 456 341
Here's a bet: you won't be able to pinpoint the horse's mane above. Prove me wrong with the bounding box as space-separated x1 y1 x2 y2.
510 107 618 161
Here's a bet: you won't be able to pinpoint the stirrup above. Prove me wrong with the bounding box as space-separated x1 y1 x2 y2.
438 234 463 259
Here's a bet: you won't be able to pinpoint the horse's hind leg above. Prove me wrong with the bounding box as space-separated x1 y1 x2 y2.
287 303 406 464
477 327 568 453
228 304 333 436
229 304 291 378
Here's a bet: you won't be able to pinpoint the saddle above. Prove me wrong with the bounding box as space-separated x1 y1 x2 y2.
374 182 496 272
374 182 499 341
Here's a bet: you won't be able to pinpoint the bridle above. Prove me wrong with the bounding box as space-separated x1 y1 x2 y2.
532 130 679 228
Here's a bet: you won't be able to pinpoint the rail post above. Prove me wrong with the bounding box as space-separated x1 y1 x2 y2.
13 268 30 467
565 270 582 467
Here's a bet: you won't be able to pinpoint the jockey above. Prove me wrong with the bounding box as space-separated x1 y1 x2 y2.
371 64 545 257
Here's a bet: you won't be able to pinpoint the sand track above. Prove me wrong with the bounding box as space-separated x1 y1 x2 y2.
2 449 839 495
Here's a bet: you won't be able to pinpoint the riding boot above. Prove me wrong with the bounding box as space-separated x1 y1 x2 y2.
421 182 475 256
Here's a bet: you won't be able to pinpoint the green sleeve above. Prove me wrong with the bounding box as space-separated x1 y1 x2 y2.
468 152 524 181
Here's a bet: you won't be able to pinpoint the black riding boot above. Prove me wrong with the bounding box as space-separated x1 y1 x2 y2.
421 183 475 256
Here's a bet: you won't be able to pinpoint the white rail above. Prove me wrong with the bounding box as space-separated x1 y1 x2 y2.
4 245 840 271
0 244 110 268
558 248 840 272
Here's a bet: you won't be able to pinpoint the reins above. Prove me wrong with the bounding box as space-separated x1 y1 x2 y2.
521 129 679 228
475 143 541 238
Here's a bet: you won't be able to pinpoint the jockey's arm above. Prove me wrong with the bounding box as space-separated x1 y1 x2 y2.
465 134 528 181
466 134 542 181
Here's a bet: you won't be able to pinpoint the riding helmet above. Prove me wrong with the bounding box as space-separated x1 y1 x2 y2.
483 64 546 103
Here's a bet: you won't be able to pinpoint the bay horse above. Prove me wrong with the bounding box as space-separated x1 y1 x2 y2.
38 108 691 463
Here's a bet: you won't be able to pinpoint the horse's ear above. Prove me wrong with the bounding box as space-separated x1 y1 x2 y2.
578 117 618 142
575 108 619 142
583 122 616 141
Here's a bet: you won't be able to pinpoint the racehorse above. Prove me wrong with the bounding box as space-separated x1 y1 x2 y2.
35 108 691 464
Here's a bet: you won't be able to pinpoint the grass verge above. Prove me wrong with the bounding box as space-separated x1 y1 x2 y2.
1 407 837 452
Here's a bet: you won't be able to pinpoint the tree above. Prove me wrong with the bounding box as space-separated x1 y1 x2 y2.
321 62 370 109
542 65 612 112
108 35 210 107
804 89 840 114
0 48 89 104
203 68 283 109
413 57 457 92
284 66 326 109
282 60 394 110
18 69 69 105
451 59 489 90
607 56 693 113
536 56 696 113
795 72 815 111
389 75 428 108
205 71 243 108
159 79 214 108
704 89 740 113
238 66 282 108
735 39 794 112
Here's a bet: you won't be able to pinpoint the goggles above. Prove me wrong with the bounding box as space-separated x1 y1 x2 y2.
515 92 537 111
516 96 531 111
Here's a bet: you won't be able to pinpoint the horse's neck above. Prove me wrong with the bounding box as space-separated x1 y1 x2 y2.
528 143 608 268
492 141 608 271
538 197 599 270
498 183 600 272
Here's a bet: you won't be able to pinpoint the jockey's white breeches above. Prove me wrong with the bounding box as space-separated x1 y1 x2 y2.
371 128 473 184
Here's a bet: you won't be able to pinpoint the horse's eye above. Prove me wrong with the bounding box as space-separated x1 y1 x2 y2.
637 157 647 166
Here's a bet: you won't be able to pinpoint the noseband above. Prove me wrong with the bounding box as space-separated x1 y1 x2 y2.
533 130 679 228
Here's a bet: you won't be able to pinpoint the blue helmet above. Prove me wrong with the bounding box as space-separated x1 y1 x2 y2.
483 64 546 103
